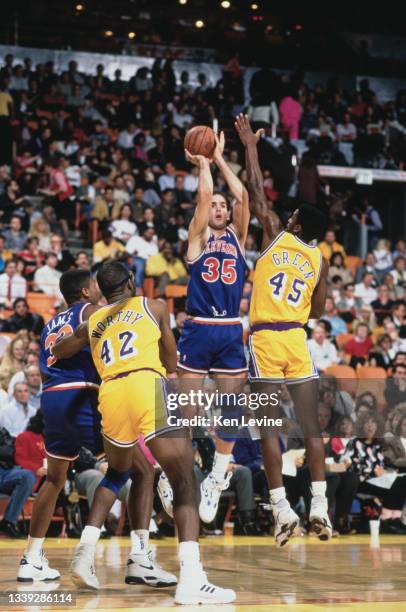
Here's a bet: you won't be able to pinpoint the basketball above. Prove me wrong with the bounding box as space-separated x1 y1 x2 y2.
184 125 216 158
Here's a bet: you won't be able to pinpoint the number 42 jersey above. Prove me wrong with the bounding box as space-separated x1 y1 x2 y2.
40 302 100 390
250 231 323 327
88 296 165 382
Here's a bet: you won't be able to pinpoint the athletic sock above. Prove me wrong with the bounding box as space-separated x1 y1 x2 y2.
80 526 101 546
269 487 286 505
211 452 231 482
311 481 327 497
179 541 201 575
25 536 44 561
130 529 149 556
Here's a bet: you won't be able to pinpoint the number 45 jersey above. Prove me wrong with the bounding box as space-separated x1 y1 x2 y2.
248 232 322 384
40 302 100 390
250 231 322 327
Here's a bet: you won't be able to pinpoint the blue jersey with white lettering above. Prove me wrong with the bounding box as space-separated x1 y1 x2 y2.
40 302 100 390
186 226 247 319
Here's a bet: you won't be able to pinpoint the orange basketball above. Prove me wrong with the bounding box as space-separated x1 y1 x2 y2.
184 125 216 159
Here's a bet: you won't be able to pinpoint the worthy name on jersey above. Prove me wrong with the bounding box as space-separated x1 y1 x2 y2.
91 309 144 338
204 239 237 258
45 311 74 334
270 249 314 279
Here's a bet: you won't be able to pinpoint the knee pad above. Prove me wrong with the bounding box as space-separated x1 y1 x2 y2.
98 467 131 496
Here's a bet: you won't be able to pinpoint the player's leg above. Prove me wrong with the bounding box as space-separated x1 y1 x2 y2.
249 331 299 546
125 444 177 588
17 456 68 582
253 381 300 547
147 431 235 605
288 379 332 540
71 438 134 589
157 369 205 518
199 371 246 523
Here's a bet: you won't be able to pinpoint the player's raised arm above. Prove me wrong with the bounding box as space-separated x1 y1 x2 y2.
53 321 90 360
148 299 178 373
235 114 282 249
212 131 249 247
310 257 329 319
186 151 213 260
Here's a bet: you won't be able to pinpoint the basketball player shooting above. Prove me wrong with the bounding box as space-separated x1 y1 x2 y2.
235 114 332 545
158 128 250 525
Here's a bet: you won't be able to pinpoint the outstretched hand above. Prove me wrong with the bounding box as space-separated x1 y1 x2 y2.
235 113 264 147
213 131 225 162
185 149 210 167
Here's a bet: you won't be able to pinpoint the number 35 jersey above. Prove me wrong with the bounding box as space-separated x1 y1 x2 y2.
88 296 165 382
250 231 323 327
40 302 100 390
186 227 247 319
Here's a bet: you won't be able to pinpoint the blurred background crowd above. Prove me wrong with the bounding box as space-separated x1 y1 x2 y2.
1 0 406 541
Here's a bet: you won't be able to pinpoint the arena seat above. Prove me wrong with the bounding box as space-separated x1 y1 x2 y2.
356 365 387 410
356 365 387 379
27 292 57 318
143 278 156 298
324 365 357 395
165 285 188 299
335 333 354 349
345 256 362 276
26 293 56 323
165 285 188 313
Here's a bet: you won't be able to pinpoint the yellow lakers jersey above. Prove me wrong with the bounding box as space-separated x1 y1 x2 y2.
250 232 323 326
88 296 165 381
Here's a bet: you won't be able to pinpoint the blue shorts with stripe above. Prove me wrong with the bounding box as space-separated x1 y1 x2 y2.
41 385 103 460
177 318 248 374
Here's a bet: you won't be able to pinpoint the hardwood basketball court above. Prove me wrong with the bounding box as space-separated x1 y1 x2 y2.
0 535 405 611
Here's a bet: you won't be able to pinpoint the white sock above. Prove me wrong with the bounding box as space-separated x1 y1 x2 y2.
26 536 44 560
211 452 231 481
179 541 201 572
311 481 327 497
130 529 149 556
80 526 101 546
270 487 286 505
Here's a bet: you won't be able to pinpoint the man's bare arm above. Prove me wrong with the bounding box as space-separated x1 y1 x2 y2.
235 114 282 249
186 151 213 260
53 322 90 360
310 258 329 319
148 299 178 373
213 132 249 246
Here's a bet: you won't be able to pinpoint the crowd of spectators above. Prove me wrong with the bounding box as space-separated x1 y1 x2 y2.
1 52 406 539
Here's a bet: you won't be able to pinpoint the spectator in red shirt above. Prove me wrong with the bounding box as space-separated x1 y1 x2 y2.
344 322 373 368
18 236 44 281
38 157 74 239
15 412 46 492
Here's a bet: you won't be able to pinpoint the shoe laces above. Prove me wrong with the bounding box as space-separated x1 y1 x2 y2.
207 472 232 493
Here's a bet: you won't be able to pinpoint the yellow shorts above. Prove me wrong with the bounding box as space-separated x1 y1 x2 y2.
248 328 318 384
98 369 175 448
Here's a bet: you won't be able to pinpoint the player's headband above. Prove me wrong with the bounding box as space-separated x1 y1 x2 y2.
106 270 133 292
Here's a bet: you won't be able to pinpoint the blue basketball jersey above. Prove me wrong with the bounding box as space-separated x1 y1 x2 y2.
40 302 100 390
186 226 247 319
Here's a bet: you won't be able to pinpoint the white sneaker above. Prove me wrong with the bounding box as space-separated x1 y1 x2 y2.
157 473 174 518
199 472 232 524
175 566 236 605
17 551 60 582
271 499 299 548
125 549 177 588
70 544 100 590
309 495 332 541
